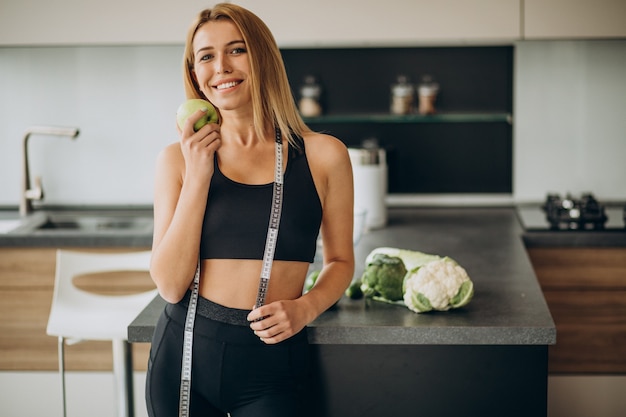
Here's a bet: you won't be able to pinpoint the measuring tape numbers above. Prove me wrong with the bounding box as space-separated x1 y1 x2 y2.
179 128 284 417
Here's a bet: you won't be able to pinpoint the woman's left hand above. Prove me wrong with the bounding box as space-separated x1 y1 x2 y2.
247 300 310 344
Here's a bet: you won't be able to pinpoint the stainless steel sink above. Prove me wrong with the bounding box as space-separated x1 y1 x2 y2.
5 209 153 235
36 214 153 232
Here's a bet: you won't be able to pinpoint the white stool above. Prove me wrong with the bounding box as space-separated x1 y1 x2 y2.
46 249 158 417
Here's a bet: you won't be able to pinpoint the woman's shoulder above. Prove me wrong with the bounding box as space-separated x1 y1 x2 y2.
157 141 183 163
301 131 349 159
301 131 351 179
155 141 185 178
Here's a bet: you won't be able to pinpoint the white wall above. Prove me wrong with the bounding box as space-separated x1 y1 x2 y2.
0 46 185 206
1 40 626 207
514 40 626 203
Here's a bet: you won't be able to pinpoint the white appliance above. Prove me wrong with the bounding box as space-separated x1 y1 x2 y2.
349 146 387 229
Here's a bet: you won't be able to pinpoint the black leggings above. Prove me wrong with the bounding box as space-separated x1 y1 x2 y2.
145 293 311 417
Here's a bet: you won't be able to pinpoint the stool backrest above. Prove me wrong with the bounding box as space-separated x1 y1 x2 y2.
47 250 158 341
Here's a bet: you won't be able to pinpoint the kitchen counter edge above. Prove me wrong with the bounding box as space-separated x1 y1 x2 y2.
129 207 557 346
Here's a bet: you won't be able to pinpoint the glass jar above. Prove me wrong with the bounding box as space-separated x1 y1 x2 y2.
390 75 414 115
417 75 440 115
298 75 323 117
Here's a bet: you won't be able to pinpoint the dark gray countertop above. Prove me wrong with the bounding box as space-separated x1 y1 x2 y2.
522 230 626 248
129 207 557 346
0 232 153 247
3 205 624 249
517 205 626 248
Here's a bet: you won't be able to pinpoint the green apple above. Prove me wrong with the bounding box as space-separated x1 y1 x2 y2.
176 99 218 131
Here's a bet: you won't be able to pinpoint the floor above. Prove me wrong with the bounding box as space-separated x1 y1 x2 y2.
1 372 625 417
0 371 149 417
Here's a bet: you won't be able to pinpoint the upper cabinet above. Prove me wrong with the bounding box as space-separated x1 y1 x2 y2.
1 0 520 46
2 0 623 47
0 0 198 46
524 0 626 39
235 0 521 47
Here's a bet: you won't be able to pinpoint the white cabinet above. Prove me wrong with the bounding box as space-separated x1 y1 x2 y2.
6 0 624 46
0 0 521 46
236 0 521 47
524 0 626 39
0 0 200 45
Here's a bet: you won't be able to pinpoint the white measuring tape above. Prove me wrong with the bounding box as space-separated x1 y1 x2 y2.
178 128 284 417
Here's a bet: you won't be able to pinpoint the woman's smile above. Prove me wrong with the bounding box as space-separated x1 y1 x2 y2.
214 79 242 91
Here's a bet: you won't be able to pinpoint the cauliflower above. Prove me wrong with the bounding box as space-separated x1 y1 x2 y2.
403 258 474 313
357 248 475 312
360 253 407 301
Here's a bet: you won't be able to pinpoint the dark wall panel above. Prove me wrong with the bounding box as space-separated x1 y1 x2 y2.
281 46 514 194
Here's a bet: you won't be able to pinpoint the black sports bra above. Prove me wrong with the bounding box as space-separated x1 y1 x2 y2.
199 138 322 263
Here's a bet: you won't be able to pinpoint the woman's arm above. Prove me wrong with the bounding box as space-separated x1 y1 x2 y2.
149 110 221 303
299 133 355 317
248 133 355 342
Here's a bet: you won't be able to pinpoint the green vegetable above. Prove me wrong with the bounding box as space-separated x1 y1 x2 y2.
304 269 340 310
363 247 475 313
360 253 407 302
345 279 364 299
450 280 474 308
303 270 320 294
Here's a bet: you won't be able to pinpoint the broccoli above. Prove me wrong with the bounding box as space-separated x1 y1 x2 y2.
403 257 474 313
360 253 408 301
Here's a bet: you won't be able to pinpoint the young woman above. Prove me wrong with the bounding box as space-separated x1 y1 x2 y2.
146 3 355 416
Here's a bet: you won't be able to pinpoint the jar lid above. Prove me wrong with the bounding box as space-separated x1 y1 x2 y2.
418 75 439 95
300 75 321 98
300 84 321 98
391 75 413 97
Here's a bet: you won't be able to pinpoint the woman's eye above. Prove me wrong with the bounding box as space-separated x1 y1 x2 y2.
231 47 246 55
199 54 213 62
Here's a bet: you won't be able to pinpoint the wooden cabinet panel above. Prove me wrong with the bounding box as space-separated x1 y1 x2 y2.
527 248 626 290
527 247 626 374
0 248 154 371
543 290 626 373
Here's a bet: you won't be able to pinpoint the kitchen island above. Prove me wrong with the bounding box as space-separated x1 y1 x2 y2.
129 207 556 417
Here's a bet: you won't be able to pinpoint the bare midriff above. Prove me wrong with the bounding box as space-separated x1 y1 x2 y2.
197 259 310 309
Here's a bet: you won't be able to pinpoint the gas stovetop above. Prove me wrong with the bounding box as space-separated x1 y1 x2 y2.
517 193 626 232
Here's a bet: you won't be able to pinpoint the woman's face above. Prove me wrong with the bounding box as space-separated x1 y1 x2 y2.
191 19 252 112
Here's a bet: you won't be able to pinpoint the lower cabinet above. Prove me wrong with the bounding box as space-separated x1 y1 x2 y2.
527 247 626 374
0 248 154 371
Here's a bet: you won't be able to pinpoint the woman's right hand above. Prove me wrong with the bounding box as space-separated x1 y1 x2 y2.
178 108 221 184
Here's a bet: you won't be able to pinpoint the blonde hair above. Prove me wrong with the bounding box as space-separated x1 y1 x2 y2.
182 3 310 144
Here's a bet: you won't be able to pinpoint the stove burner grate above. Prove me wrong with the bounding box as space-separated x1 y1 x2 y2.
542 193 608 230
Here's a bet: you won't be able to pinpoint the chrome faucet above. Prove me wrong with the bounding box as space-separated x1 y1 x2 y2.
20 126 80 217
